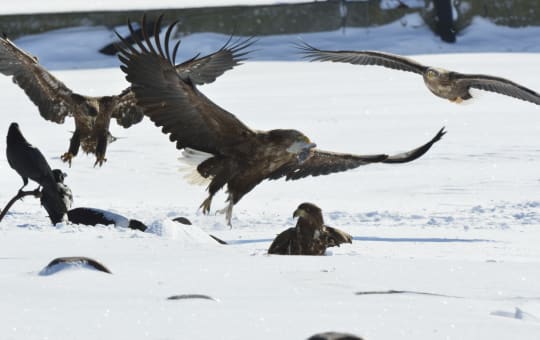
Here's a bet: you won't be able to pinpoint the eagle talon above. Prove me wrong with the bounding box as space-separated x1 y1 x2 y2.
200 197 212 215
94 156 107 167
60 152 74 167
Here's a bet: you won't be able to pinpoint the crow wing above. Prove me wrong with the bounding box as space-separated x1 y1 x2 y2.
452 72 540 105
270 127 445 181
298 42 428 75
0 36 80 123
174 37 255 85
117 18 255 155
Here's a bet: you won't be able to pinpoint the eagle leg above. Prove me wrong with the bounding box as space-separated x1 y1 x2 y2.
216 200 234 228
94 133 109 167
199 195 214 215
61 129 81 167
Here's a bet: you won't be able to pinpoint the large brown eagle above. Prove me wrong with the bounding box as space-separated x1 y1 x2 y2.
0 28 253 166
298 42 540 105
268 202 353 255
117 16 445 226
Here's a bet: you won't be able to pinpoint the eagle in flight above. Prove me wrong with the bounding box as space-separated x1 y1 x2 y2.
298 42 540 105
117 15 445 226
0 29 253 166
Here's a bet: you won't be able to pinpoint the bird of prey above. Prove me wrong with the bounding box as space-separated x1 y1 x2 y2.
268 202 352 255
0 27 253 166
40 169 73 225
67 207 147 231
117 16 445 226
6 122 68 224
298 42 540 105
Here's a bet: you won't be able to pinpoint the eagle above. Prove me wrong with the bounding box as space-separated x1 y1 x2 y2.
0 27 253 166
268 202 353 255
298 42 540 105
117 16 445 226
6 122 68 224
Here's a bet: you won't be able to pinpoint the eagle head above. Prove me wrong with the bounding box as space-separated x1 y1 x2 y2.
293 202 324 226
281 130 316 163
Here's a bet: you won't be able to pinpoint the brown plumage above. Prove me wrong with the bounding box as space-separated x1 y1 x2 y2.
298 42 540 105
0 24 250 166
268 203 352 255
117 16 445 226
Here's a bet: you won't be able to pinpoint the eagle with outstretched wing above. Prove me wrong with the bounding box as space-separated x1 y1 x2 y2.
268 202 353 256
298 42 540 105
117 16 445 226
0 22 253 166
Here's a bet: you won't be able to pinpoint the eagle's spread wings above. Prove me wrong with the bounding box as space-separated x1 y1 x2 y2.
117 17 255 155
175 37 255 85
110 88 144 128
453 72 540 105
298 42 428 75
270 128 445 181
0 36 78 123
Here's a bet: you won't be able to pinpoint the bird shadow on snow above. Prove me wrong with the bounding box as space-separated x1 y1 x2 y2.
353 236 494 243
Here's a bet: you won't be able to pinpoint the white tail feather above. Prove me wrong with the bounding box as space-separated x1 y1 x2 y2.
178 148 213 186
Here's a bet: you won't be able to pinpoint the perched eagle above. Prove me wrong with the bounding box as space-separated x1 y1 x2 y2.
0 28 253 166
298 42 540 105
6 122 68 224
40 169 73 225
268 202 352 255
117 16 445 226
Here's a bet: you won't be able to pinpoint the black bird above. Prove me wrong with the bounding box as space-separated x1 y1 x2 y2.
67 207 147 232
6 122 56 191
298 42 540 105
0 25 253 166
6 122 68 224
268 203 352 255
40 169 72 225
116 16 445 226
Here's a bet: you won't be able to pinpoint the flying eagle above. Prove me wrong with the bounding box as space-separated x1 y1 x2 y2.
268 202 353 255
6 122 68 224
117 16 445 226
0 29 253 166
298 42 540 105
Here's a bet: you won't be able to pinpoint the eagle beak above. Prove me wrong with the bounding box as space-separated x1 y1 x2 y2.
297 142 317 163
293 208 306 219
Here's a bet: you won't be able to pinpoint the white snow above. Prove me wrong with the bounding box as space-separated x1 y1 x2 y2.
1 12 540 340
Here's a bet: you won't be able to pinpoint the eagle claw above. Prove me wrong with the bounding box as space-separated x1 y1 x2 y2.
60 152 74 167
200 197 212 215
94 156 107 167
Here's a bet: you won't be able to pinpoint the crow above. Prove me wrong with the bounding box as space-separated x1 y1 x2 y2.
40 169 72 224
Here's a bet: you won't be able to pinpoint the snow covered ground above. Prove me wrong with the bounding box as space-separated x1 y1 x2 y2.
1 12 540 340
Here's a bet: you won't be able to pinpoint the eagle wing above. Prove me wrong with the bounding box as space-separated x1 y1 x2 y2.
0 36 79 123
452 72 540 105
117 17 255 155
268 227 295 255
297 42 428 75
324 226 353 247
174 37 255 85
270 127 445 181
110 88 145 128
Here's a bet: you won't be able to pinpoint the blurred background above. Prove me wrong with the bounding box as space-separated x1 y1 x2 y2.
0 0 539 69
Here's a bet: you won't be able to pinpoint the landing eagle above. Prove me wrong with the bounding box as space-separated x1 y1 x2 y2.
0 28 252 166
117 16 445 226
